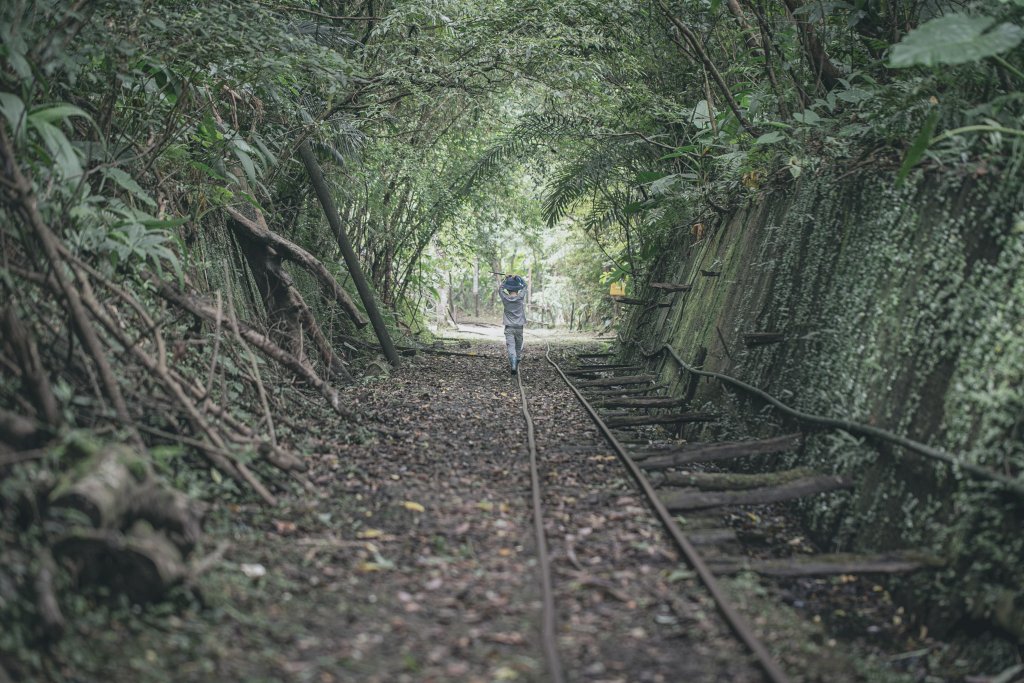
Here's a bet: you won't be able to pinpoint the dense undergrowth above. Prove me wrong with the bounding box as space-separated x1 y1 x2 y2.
2 0 1023 677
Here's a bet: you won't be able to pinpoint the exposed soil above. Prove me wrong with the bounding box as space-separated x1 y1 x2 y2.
40 330 987 682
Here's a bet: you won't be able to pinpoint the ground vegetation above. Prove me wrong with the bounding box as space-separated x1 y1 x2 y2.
2 0 1022 677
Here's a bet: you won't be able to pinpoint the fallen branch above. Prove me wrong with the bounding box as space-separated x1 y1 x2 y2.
225 205 368 328
155 279 348 418
0 127 134 433
76 281 277 504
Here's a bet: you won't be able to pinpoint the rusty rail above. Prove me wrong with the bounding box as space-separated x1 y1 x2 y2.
646 343 1024 498
546 345 791 683
515 365 566 683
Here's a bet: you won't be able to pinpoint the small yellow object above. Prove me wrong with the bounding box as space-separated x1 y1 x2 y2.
402 501 425 513
493 666 519 681
498 548 513 557
609 281 626 297
357 529 383 539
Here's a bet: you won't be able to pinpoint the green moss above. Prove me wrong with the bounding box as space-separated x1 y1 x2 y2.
645 167 1024 649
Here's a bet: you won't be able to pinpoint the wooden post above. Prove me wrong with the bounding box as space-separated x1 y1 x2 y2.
298 142 400 366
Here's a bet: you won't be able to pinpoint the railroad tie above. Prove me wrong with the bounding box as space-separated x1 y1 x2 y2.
603 412 716 428
707 551 944 577
637 433 803 469
575 374 656 388
660 474 853 512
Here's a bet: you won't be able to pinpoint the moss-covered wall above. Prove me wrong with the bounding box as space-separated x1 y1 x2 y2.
627 169 1024 644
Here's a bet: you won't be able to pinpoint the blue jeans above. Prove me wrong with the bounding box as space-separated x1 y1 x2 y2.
504 326 524 365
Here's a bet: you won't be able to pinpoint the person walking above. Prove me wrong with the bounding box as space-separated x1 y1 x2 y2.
498 274 527 374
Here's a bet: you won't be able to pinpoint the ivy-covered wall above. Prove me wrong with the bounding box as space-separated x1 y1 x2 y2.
629 168 1024 645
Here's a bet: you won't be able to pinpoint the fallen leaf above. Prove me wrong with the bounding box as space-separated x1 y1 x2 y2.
402 501 425 513
493 665 519 680
274 520 298 535
357 529 384 539
241 563 266 578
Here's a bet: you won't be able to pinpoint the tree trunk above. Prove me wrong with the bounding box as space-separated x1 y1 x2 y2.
780 0 844 92
298 142 400 366
473 258 480 318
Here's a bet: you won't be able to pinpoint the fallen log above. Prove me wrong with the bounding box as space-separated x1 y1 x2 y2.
49 444 202 551
53 521 188 602
398 345 483 358
649 282 693 292
575 375 656 388
706 551 943 577
661 474 853 511
49 445 148 530
653 467 818 491
573 364 642 372
604 412 716 428
638 433 803 470
45 442 202 602
131 482 203 554
576 352 616 358
299 142 399 365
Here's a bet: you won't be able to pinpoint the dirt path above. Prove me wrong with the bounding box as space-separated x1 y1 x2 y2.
58 334 757 682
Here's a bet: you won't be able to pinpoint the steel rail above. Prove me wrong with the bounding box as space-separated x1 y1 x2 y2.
545 345 791 683
515 366 566 683
643 343 1024 498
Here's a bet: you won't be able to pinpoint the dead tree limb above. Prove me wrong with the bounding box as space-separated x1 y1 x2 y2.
638 433 803 469
604 412 717 428
1 306 62 427
0 127 134 432
708 551 943 577
227 205 352 381
76 278 277 504
155 280 347 417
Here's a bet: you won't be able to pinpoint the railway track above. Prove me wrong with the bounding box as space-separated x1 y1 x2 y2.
510 341 957 682
513 347 788 682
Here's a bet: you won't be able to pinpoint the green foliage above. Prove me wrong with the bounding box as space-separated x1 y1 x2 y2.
896 109 939 185
889 14 1024 67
